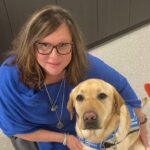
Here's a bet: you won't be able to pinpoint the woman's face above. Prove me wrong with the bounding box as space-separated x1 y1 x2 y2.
36 23 72 80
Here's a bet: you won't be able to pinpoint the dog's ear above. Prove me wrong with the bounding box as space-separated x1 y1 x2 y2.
113 88 125 115
67 91 75 120
113 88 131 141
116 104 130 141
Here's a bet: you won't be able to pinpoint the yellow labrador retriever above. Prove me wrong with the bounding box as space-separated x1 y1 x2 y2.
67 79 149 150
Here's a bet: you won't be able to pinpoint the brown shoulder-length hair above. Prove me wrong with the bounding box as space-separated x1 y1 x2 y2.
10 5 88 89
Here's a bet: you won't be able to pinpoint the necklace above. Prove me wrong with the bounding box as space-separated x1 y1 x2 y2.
44 80 66 129
44 80 63 112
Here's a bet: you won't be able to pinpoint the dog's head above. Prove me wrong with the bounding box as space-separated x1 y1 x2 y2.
67 79 125 131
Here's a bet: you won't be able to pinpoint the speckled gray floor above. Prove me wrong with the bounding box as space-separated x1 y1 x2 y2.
90 22 150 143
0 22 150 149
0 130 14 150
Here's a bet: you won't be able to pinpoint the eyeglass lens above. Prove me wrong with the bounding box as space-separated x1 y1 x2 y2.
36 42 72 55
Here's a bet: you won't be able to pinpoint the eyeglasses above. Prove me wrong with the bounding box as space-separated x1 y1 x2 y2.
35 42 73 55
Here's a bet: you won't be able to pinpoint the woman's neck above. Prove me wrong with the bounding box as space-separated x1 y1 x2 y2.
44 71 65 84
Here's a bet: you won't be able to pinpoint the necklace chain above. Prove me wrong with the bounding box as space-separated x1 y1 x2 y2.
44 80 66 129
44 80 63 108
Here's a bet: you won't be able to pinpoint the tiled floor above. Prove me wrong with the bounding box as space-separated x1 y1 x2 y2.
0 22 150 149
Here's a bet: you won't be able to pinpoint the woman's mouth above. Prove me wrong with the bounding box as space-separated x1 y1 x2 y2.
47 62 60 67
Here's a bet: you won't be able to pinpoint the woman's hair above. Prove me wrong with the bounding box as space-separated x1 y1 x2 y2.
10 5 88 89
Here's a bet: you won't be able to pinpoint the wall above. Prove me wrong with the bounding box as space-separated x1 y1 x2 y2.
1 0 150 63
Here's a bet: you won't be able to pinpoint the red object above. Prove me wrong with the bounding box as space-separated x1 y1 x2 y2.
144 83 150 97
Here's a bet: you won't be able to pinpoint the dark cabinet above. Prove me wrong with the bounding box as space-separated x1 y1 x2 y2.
4 0 56 36
98 0 130 39
1 0 150 64
0 0 13 63
57 0 98 44
130 0 150 26
2 0 98 49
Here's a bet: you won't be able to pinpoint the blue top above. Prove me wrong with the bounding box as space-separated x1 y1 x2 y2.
0 53 141 150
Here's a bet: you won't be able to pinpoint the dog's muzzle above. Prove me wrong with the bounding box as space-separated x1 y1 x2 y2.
83 111 99 129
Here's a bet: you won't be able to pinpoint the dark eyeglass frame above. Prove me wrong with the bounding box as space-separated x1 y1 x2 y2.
35 42 73 55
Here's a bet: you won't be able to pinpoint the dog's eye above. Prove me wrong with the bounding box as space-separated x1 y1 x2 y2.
76 94 84 101
97 93 107 100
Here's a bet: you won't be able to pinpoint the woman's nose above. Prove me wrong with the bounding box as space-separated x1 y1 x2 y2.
49 47 60 57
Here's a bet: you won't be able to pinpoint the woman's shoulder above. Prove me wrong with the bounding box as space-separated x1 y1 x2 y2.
0 58 35 97
1 55 16 65
86 53 119 76
86 53 116 71
0 56 19 87
0 63 18 81
85 53 126 90
0 66 20 96
87 53 104 64
0 64 20 98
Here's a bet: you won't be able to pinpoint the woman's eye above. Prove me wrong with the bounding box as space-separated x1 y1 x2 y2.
38 42 50 49
42 43 50 48
58 43 67 49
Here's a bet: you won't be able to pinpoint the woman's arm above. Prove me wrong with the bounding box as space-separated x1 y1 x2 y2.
16 129 65 142
134 108 149 148
15 129 83 150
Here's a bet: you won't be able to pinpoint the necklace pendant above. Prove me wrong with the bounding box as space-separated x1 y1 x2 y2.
56 121 64 129
51 105 58 112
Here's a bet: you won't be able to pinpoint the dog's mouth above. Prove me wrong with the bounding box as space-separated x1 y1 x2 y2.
83 121 99 130
82 111 99 129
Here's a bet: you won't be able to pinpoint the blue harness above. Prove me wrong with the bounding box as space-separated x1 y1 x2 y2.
78 105 139 150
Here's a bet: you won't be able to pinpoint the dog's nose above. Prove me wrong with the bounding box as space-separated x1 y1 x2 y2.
83 111 97 122
83 111 98 129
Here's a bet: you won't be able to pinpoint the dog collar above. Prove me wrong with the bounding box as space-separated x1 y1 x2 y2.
77 136 101 150
77 129 117 150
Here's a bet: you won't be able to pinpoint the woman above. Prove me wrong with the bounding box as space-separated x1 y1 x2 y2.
0 5 149 150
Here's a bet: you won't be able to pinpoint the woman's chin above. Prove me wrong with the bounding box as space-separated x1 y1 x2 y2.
45 70 65 83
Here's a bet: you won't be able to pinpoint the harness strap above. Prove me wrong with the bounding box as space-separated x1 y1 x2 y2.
103 128 140 148
78 128 139 149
